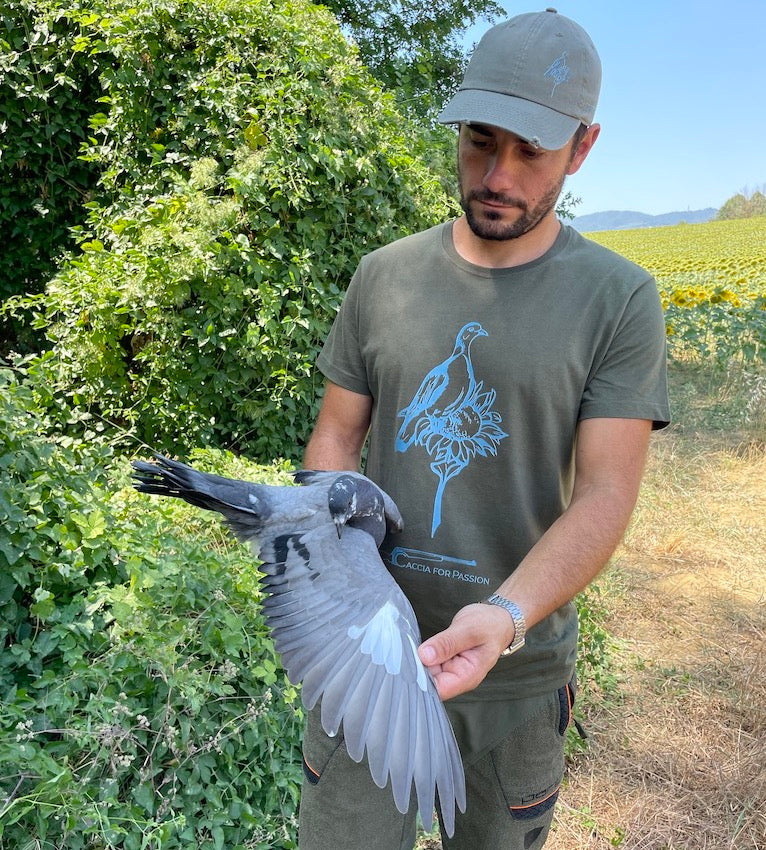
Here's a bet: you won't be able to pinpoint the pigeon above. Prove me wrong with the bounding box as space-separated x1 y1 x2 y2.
131 454 466 835
396 321 488 452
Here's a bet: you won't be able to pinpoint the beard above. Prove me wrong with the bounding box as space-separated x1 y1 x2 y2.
459 171 566 242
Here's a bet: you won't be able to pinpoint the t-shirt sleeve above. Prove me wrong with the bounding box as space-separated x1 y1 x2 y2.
579 276 671 430
316 265 372 396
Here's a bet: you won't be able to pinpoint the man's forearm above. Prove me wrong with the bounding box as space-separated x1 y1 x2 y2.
303 429 363 471
496 417 651 632
302 382 373 471
495 479 638 629
419 417 652 700
418 479 641 700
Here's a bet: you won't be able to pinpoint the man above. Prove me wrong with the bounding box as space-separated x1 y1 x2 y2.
299 9 670 849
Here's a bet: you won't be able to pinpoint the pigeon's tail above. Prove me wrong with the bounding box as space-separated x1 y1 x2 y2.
131 454 269 542
395 411 420 453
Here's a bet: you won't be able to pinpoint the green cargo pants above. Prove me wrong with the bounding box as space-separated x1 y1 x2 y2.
298 679 575 850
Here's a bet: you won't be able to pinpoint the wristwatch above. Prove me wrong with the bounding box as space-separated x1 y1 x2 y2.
482 594 527 656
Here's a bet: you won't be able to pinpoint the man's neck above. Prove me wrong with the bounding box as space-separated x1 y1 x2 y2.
451 213 562 269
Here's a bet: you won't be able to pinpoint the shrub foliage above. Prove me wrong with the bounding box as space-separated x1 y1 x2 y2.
0 363 304 849
0 0 103 305
716 189 766 221
6 0 454 459
322 0 503 120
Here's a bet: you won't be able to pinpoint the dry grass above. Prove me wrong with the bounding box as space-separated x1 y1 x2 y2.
418 365 766 849
548 367 766 850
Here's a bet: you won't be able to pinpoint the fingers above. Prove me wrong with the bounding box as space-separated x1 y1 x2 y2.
429 656 484 701
418 603 513 700
419 603 512 664
419 622 468 667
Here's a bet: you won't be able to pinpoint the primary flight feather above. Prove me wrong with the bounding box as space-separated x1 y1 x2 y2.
131 455 466 835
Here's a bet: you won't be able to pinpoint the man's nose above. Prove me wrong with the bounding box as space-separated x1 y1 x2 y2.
482 149 519 194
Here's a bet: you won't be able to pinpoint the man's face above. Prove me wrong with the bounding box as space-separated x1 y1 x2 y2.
457 123 593 242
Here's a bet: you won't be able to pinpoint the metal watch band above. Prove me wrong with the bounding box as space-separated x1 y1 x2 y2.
482 594 527 656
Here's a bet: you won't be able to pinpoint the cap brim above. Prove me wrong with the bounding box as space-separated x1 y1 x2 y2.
438 89 580 151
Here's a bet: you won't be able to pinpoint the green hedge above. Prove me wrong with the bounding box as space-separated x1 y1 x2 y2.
0 0 103 307
5 0 454 458
0 364 303 849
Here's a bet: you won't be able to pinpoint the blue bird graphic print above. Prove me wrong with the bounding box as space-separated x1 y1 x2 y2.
396 322 508 536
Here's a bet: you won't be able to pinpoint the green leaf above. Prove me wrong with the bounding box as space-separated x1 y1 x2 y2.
30 588 56 620
131 782 156 814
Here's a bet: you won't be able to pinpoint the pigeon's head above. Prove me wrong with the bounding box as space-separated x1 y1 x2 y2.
459 322 488 346
327 474 386 543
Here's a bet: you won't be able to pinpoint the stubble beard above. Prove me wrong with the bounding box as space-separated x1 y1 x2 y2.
459 169 566 242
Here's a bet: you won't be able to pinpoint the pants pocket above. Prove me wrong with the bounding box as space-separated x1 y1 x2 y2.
489 690 567 821
441 691 571 850
301 703 346 786
557 673 577 736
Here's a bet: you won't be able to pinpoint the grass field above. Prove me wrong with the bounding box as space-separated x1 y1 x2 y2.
547 364 765 849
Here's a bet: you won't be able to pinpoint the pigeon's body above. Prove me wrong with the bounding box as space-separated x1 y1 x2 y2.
132 455 466 835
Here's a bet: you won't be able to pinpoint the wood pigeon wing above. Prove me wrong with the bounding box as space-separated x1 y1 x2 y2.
259 524 465 834
132 457 465 835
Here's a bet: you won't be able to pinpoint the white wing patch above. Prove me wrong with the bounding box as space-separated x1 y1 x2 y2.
407 634 428 692
348 601 402 674
347 603 430 693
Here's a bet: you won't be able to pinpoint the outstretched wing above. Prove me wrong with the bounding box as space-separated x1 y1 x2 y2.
259 524 466 835
132 457 464 834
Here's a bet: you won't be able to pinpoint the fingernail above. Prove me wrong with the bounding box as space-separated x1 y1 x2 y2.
420 645 436 663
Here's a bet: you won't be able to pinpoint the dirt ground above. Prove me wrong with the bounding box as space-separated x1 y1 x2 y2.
546 428 766 849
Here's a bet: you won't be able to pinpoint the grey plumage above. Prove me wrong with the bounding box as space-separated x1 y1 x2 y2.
131 455 466 835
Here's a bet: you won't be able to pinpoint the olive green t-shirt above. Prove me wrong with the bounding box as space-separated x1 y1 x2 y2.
317 222 669 721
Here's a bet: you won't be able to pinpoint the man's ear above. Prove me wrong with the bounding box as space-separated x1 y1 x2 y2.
567 124 601 176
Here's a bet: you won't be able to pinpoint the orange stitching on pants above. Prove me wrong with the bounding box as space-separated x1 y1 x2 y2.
508 784 560 813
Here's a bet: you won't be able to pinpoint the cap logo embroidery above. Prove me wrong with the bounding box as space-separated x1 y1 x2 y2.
544 52 571 96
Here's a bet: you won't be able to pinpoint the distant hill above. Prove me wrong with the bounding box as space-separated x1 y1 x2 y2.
571 208 718 232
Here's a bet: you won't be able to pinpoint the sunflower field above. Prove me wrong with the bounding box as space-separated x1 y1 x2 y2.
587 216 766 368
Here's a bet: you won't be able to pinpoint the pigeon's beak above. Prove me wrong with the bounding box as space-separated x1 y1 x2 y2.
334 517 344 539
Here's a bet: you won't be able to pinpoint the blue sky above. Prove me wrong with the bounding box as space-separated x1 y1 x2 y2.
463 1 766 215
